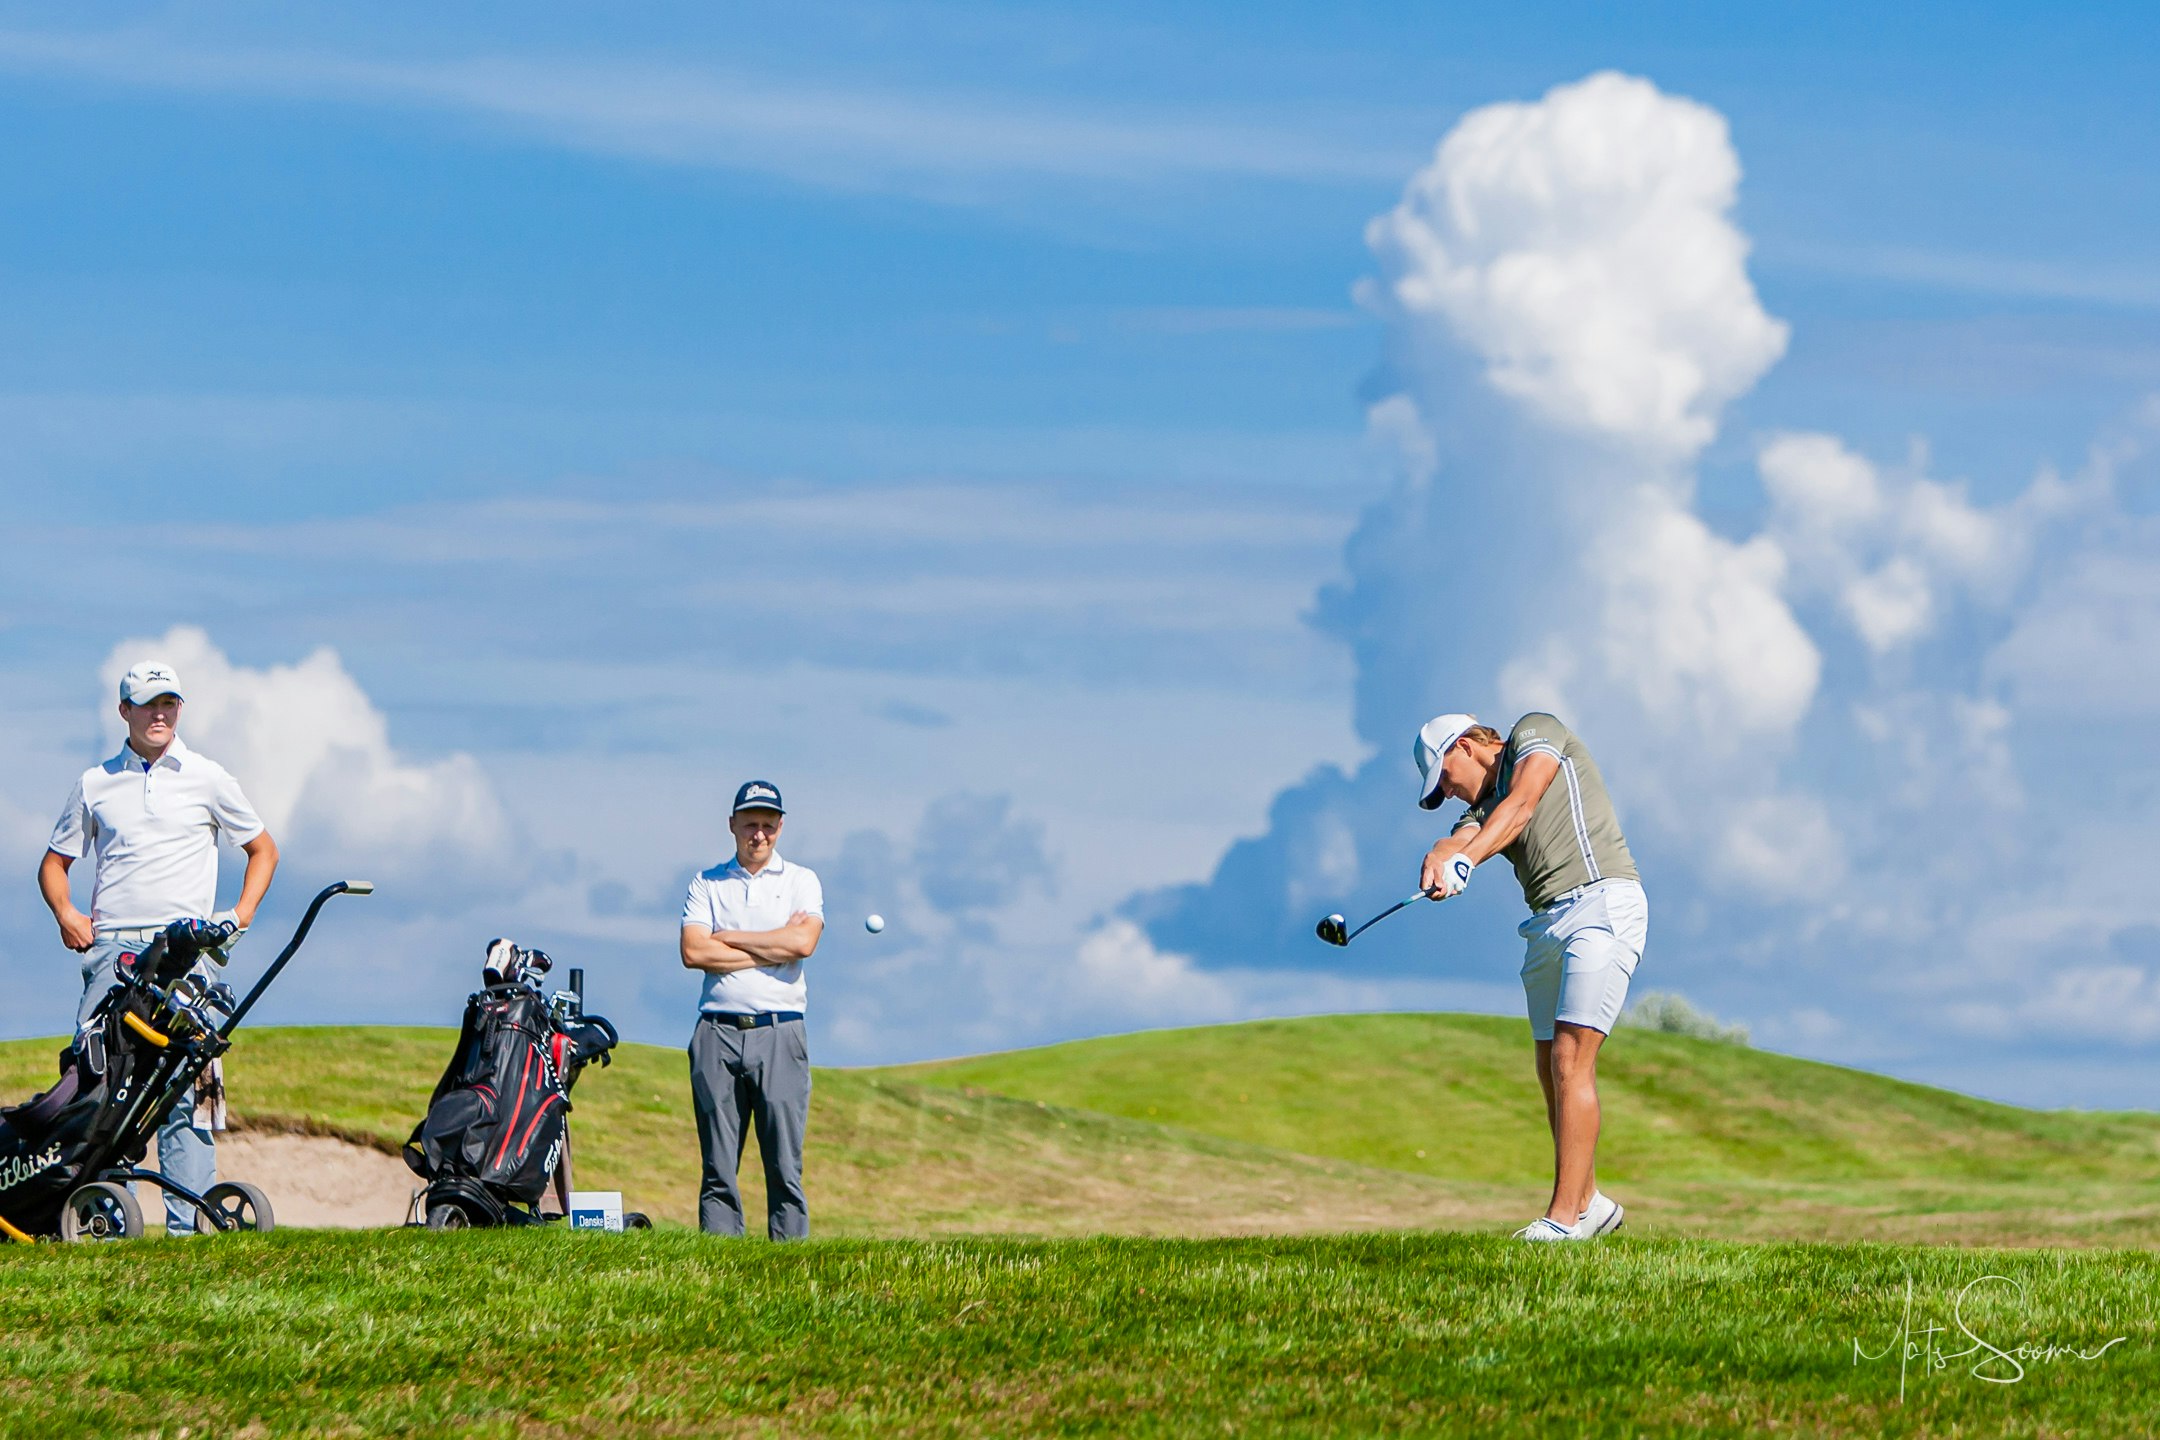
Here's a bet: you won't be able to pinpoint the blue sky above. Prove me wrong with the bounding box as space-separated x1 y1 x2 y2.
1 3 2155 1106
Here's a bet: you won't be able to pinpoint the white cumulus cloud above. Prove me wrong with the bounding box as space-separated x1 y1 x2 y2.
1843 556 1936 653
1586 491 1819 741
1706 792 1845 900
1951 965 2160 1045
100 626 508 871
1376 74 1822 771
1364 70 1788 466
1988 531 2160 715
1141 68 2153 1097
1072 919 1237 1021
1759 431 1884 536
1760 430 2102 656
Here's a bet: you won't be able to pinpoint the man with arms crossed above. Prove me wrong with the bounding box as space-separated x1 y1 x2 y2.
1415 712 1646 1242
680 780 824 1239
39 661 279 1235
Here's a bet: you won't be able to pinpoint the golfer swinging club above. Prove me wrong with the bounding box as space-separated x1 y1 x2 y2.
1414 711 1647 1242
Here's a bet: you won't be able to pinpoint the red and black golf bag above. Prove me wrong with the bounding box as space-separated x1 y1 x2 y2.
404 944 632 1229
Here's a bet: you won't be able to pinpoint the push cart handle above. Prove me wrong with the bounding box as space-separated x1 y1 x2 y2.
216 880 374 1038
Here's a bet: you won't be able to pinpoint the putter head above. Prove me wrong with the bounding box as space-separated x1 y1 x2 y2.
1315 913 1349 946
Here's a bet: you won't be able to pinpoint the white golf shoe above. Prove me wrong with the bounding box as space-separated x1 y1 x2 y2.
1577 1190 1625 1237
1512 1216 1581 1242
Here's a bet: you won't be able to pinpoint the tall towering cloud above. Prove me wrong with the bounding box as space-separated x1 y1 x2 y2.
1130 71 2160 1097
1363 70 1788 466
1361 72 1815 778
1137 71 1815 965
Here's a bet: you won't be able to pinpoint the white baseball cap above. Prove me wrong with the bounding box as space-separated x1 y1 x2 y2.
1413 713 1476 810
119 661 184 705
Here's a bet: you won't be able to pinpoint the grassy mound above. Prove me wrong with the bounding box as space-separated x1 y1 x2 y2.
3 1014 2157 1242
0 1027 1476 1237
902 1014 2160 1245
0 1228 2152 1437
902 1013 2154 1184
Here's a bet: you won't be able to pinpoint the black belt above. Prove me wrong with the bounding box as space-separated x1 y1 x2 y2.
703 1011 803 1030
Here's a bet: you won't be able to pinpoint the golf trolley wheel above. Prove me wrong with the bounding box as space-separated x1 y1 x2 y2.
59 1181 143 1243
425 1202 472 1231
624 1211 652 1231
198 1181 275 1235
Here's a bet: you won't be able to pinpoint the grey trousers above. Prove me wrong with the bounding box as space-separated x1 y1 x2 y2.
79 937 217 1234
688 1014 810 1240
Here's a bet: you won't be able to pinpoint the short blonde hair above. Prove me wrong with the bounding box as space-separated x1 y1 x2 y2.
1463 724 1505 749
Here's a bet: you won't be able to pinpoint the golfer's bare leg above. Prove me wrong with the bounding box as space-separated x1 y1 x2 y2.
1544 1022 1604 1224
1535 1040 1596 1215
1534 1040 1558 1138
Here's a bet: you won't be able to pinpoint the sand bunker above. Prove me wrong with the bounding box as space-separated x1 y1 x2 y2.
213 1130 419 1229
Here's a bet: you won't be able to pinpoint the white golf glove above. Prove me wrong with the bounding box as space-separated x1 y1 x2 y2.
208 910 247 960
1433 853 1475 899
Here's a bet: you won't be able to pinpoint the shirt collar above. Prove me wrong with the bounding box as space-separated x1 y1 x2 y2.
115 736 190 772
722 852 787 879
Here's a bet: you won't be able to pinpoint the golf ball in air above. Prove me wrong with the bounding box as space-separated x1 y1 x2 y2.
865 914 886 934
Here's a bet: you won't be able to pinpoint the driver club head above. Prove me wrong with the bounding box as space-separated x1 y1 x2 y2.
1315 913 1349 946
483 937 521 986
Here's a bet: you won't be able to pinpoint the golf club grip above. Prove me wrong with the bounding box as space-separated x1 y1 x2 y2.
216 881 359 1037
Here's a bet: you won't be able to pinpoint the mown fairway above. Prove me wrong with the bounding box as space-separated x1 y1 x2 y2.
4 1014 2159 1241
0 1228 2152 1437
5 1018 2160 1435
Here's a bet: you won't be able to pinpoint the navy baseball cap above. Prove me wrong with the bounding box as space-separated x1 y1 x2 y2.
731 780 785 815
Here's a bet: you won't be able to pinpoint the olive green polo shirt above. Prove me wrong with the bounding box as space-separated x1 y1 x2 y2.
1452 713 1638 910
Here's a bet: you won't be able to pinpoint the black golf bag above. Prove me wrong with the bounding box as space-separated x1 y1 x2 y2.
0 881 373 1242
404 945 642 1229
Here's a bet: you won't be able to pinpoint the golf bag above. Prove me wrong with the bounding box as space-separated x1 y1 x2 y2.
0 881 373 1243
404 944 640 1229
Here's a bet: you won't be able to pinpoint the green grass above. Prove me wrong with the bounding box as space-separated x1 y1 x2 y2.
904 1013 2160 1185
6 1013 2160 1242
8 1017 2160 1434
0 1228 2153 1437
901 1014 2160 1246
0 1026 1482 1238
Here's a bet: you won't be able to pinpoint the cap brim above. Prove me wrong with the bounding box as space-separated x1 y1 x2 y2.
1414 720 1474 809
732 804 785 816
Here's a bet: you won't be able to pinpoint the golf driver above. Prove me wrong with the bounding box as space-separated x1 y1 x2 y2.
1315 891 1430 947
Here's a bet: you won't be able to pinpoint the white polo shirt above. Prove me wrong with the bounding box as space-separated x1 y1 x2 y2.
48 737 266 933
681 853 823 1015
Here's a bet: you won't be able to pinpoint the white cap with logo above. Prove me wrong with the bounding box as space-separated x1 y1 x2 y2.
1413 713 1476 811
119 662 185 705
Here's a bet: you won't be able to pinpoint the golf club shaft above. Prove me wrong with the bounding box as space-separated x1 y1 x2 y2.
1346 892 1430 943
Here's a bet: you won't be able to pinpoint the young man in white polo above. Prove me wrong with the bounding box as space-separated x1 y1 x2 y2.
1414 711 1647 1242
38 660 280 1235
679 780 824 1239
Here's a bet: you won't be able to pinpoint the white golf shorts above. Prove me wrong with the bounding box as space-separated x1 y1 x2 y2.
1518 879 1648 1041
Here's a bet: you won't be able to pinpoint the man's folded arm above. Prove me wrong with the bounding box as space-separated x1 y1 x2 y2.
681 924 761 973
715 912 825 966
